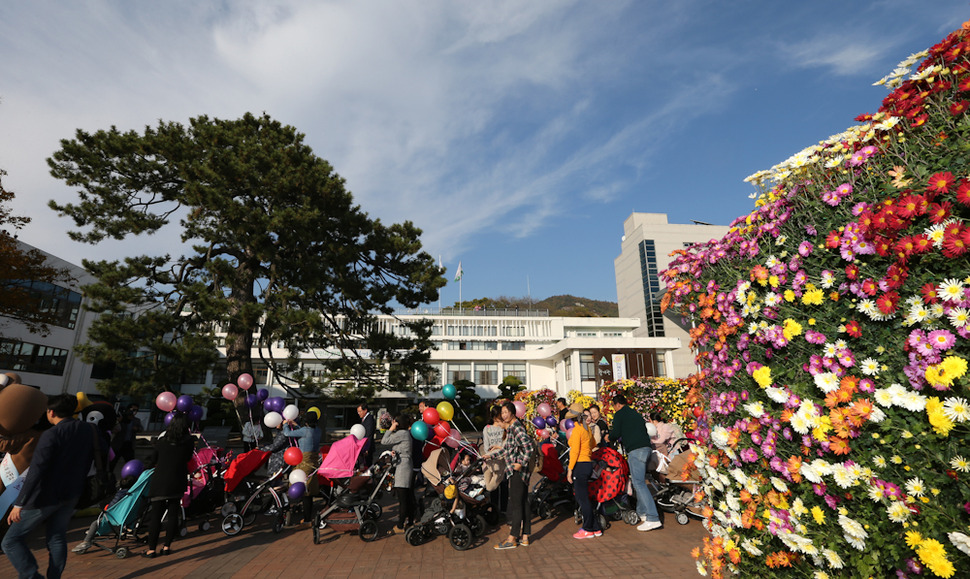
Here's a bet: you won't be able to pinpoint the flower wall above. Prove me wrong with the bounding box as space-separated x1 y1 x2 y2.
598 377 695 432
663 24 970 579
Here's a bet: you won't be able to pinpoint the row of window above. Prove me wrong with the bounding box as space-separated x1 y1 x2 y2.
430 325 527 337
441 341 525 351
6 281 82 330
0 339 69 375
639 240 666 338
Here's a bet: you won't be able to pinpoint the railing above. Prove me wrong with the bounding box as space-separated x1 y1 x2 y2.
394 308 550 317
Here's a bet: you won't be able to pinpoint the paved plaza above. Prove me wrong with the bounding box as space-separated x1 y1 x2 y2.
0 499 707 578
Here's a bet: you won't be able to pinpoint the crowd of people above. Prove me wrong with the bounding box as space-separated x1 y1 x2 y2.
1 378 683 575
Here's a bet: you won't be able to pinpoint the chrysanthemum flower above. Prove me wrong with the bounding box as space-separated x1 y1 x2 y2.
949 455 970 472
942 397 970 422
937 278 964 302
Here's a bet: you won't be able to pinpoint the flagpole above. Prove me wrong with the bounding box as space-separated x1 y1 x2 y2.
438 255 442 313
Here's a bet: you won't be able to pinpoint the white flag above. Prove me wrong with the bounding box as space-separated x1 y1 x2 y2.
454 261 463 282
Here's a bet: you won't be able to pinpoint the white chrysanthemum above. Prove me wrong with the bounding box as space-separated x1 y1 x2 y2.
770 477 789 493
886 383 908 404
943 397 970 422
744 401 765 418
907 304 929 323
948 307 969 328
710 426 729 449
926 224 946 248
930 303 946 319
938 278 965 302
765 386 789 404
726 491 740 513
764 292 782 307
730 468 747 486
814 571 831 579
838 514 867 539
832 465 857 489
872 455 886 468
824 155 845 169
814 372 840 393
790 413 810 435
823 549 844 569
868 484 885 501
822 343 838 358
886 501 911 523
696 560 707 576
905 477 926 497
950 455 970 473
844 534 866 550
820 271 835 288
800 461 822 483
874 116 900 131
860 358 880 376
741 538 763 556
833 339 847 350
791 498 808 516
873 388 893 407
948 532 970 557
869 406 887 423
899 392 927 412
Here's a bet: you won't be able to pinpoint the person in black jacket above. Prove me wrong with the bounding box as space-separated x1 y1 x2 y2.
143 414 195 557
356 403 376 468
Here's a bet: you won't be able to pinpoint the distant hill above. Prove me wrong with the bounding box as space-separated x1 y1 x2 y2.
452 294 618 317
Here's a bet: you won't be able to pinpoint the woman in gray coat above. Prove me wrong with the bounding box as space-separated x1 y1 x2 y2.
381 414 418 530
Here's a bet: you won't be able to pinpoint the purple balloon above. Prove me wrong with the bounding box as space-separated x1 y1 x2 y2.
562 418 575 431
287 481 306 500
121 459 144 480
246 394 258 408
267 397 285 413
188 404 204 422
545 416 558 428
176 395 194 413
257 388 269 401
532 416 546 429
163 411 176 427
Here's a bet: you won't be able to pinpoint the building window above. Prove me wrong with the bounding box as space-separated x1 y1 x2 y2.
254 367 269 385
603 331 623 337
0 339 69 376
655 353 667 377
447 363 472 383
564 357 572 381
476 363 497 385
575 331 597 337
7 281 83 330
448 341 498 351
503 341 525 351
503 363 526 381
580 353 595 380
502 326 525 337
639 240 666 337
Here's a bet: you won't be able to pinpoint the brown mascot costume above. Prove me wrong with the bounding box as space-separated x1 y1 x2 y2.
0 373 49 538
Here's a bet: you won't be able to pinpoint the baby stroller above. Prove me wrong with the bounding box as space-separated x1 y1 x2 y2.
652 439 704 525
406 445 491 550
180 446 229 534
88 468 154 559
582 446 639 528
311 437 397 544
220 449 291 536
530 439 573 520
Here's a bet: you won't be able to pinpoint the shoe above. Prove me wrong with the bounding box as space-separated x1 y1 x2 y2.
160 547 172 556
637 520 663 532
143 551 156 559
72 542 91 554
592 530 603 537
573 529 596 539
493 539 517 550
520 536 530 546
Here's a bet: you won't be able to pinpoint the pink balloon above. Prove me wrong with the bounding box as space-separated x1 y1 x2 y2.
513 400 526 419
237 373 254 390
444 432 460 448
536 402 552 418
538 428 550 439
155 391 177 413
222 383 238 401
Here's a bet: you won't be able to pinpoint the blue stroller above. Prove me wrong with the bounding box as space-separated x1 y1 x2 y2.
90 468 154 559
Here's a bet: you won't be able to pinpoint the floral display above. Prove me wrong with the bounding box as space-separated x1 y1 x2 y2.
598 377 695 431
566 389 597 410
662 23 970 578
514 387 556 420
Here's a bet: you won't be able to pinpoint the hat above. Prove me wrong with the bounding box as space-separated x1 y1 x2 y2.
564 402 584 420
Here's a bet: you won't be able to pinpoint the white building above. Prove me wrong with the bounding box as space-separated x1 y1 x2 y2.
614 212 730 379
0 241 100 396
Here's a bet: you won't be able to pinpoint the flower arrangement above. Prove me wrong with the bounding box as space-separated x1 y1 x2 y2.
663 23 970 579
566 389 597 410
598 377 695 431
514 387 556 420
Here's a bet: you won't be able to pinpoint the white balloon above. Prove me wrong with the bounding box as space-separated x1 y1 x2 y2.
282 404 299 421
288 469 308 485
264 411 283 429
350 424 366 440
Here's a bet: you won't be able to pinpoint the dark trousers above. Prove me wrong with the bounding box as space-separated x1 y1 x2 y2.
395 487 417 528
146 498 181 550
572 462 600 532
507 471 531 538
490 478 509 513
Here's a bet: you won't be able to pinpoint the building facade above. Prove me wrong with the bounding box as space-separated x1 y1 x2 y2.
614 212 729 379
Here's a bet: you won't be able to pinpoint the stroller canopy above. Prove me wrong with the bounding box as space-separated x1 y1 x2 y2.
317 435 366 480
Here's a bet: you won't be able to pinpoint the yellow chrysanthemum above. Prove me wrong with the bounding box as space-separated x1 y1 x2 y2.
811 505 825 525
927 397 956 437
905 530 923 549
753 366 772 389
802 288 825 306
783 318 804 341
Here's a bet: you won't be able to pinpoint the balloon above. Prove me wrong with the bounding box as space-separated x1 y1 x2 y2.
155 392 177 413
222 383 238 401
422 408 440 426
565 427 574 439
188 404 204 422
307 406 321 418
282 404 300 421
289 469 308 485
693 406 704 418
532 416 547 429
562 418 575 431
257 388 269 401
284 447 303 466
287 482 306 500
444 430 460 448
238 373 254 390
436 401 455 422
176 395 194 413
536 403 552 418
513 401 526 419
442 383 457 400
545 416 558 428
266 397 285 413
410 421 430 441
121 459 144 479
350 424 367 440
246 394 258 408
163 411 176 427
538 428 550 439
433 421 451 440
264 411 283 429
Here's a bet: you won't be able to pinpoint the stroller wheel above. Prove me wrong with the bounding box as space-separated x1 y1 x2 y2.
404 526 423 546
448 523 473 551
364 502 382 520
469 514 487 537
599 514 611 531
537 502 553 520
200 520 212 533
243 511 257 526
273 513 285 534
359 519 379 542
114 547 129 559
179 525 188 538
677 512 690 526
222 513 244 536
624 510 640 526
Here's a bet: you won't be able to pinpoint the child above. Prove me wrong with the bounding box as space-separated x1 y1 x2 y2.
71 475 138 554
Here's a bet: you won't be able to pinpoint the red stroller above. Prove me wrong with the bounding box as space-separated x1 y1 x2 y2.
529 440 573 519
583 446 640 527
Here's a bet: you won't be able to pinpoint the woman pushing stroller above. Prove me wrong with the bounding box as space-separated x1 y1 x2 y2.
381 414 418 531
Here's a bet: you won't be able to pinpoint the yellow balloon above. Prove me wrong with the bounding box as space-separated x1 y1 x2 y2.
436 401 454 422
76 392 92 414
444 484 457 500
307 406 321 418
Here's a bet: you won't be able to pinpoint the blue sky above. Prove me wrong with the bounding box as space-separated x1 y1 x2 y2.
1 1 966 305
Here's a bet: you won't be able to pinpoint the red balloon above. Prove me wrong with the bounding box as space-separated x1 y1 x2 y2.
284 447 303 466
422 408 440 426
693 406 704 418
434 421 451 439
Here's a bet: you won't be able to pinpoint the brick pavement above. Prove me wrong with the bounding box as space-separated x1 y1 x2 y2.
0 502 707 579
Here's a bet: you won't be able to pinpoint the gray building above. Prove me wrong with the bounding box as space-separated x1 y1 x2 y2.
614 212 729 379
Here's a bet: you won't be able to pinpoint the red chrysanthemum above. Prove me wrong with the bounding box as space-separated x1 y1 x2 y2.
922 282 940 304
928 201 953 224
883 264 907 290
845 320 862 338
910 114 929 127
876 291 900 315
893 236 917 259
874 235 895 257
960 76 970 91
857 210 875 232
896 194 922 218
943 230 968 257
825 230 841 249
956 180 970 206
913 234 934 254
845 264 859 280
951 100 970 115
927 171 956 194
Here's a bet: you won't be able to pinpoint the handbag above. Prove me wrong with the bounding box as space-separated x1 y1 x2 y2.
77 424 113 508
